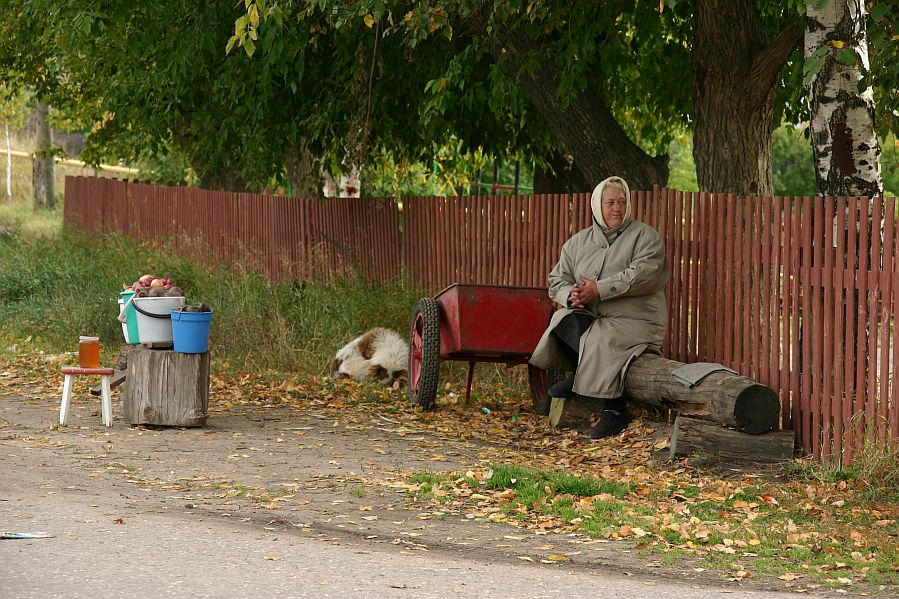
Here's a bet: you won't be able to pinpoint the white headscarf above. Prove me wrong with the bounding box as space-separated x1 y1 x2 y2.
590 176 632 231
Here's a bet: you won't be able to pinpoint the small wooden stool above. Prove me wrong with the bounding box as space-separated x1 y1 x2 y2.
59 367 115 427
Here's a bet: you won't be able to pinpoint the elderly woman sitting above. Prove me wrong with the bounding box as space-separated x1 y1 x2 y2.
529 176 670 439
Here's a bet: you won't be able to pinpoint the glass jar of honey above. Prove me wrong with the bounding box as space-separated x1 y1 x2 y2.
78 336 100 368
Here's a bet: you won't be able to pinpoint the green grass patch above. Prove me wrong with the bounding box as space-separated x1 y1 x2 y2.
483 464 629 499
410 464 636 536
220 483 252 498
0 196 64 239
408 473 451 485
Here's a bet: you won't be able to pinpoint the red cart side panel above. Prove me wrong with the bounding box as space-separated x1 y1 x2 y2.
436 284 553 358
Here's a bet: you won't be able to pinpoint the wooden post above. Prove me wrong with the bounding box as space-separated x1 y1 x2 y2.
123 348 209 426
670 416 795 463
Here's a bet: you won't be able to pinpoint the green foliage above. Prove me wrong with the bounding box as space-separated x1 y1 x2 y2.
803 45 830 86
1 0 895 196
362 142 486 197
667 133 699 192
0 85 31 127
132 145 199 187
866 0 899 139
882 135 899 197
10 0 548 194
362 141 534 197
772 125 815 197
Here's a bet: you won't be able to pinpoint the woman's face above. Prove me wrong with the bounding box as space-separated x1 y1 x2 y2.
601 186 627 229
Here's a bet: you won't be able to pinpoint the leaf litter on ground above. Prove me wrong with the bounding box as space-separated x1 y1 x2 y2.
3 352 897 591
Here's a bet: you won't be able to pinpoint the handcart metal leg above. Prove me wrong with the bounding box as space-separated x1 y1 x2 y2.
464 361 476 403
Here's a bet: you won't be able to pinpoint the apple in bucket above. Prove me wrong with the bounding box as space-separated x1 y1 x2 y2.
125 274 183 298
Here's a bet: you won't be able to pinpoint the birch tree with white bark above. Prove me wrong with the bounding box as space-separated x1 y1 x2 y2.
805 0 883 198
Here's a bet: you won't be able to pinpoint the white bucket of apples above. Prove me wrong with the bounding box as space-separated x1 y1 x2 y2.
117 274 185 345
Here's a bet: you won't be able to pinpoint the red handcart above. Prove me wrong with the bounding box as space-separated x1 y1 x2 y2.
408 283 562 412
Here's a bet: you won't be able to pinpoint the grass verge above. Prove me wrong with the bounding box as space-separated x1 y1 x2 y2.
404 463 898 590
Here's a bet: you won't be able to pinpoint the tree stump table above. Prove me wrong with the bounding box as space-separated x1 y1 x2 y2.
123 348 209 427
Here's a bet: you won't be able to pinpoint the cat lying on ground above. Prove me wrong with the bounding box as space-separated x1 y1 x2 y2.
330 327 409 386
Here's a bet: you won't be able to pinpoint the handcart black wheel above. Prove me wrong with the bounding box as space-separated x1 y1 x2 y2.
409 297 441 409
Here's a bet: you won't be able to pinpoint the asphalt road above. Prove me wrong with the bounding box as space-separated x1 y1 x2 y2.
1 483 803 599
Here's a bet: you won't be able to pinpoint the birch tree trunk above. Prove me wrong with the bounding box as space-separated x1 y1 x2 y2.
32 101 55 210
805 0 883 197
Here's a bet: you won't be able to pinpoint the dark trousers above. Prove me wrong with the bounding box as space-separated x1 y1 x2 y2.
551 313 594 371
551 312 623 409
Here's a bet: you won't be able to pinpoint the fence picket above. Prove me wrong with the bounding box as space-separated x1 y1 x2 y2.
880 198 895 443
864 198 878 450
688 191 700 362
888 198 899 439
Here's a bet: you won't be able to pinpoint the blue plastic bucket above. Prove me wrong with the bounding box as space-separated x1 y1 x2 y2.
170 309 213 353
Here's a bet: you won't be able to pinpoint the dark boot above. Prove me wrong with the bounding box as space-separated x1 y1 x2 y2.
548 374 576 398
588 398 631 439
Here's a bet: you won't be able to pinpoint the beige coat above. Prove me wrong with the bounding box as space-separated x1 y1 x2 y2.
529 179 670 398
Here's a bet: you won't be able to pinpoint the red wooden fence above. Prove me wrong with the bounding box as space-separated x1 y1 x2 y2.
64 176 898 461
64 177 401 283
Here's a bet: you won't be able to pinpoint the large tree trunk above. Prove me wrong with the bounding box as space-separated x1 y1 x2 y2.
32 101 55 210
284 141 320 198
693 0 802 194
198 169 249 192
466 9 669 192
805 0 882 197
533 149 592 195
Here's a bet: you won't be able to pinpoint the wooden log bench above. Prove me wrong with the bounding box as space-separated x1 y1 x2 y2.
123 348 209 427
623 354 779 434
550 353 794 461
553 353 779 433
